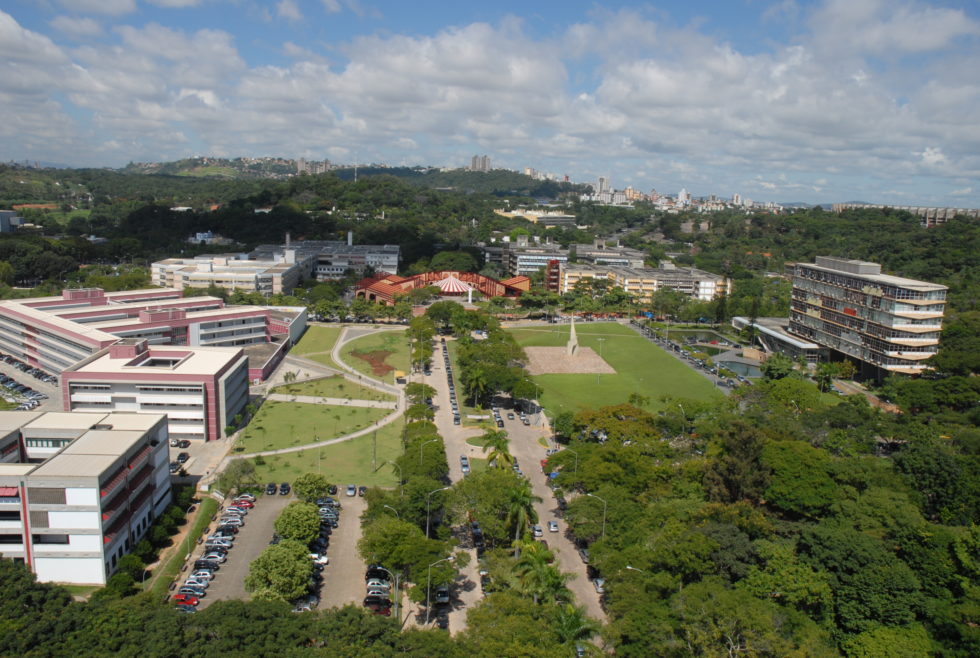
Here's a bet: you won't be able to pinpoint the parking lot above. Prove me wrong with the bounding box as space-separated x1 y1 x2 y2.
317 493 369 611
0 358 61 411
195 492 293 608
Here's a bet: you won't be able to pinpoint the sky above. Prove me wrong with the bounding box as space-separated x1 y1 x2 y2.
2 0 980 206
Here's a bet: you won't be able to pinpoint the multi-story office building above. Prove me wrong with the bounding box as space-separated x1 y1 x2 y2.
0 411 171 585
0 287 305 378
574 239 647 268
470 155 491 172
61 339 249 441
151 252 311 295
788 257 947 376
559 263 730 302
250 238 400 280
481 236 569 277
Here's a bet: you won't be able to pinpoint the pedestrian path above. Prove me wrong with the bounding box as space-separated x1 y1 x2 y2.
265 393 398 409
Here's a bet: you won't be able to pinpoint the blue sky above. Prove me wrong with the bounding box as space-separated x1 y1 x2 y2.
3 0 980 206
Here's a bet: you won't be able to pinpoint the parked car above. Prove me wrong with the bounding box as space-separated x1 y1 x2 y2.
280 482 291 495
434 585 450 605
224 505 248 515
346 484 357 497
365 578 390 591
234 493 256 503
309 553 329 565
169 438 179 447
175 604 197 614
172 593 199 606
266 483 278 495
578 548 590 564
176 452 190 463
190 570 214 581
593 578 606 594
532 525 543 538
327 484 338 495
231 499 254 508
178 586 206 598
168 462 180 474
358 485 367 497
177 439 191 449
548 520 559 533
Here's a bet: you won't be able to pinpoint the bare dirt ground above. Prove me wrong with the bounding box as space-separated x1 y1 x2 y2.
350 350 394 377
524 346 616 375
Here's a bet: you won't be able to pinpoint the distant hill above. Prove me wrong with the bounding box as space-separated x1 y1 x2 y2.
121 157 296 180
333 166 589 200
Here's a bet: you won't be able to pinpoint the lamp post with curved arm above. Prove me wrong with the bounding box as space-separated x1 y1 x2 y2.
374 460 403 496
382 504 400 519
420 438 439 465
585 492 607 541
426 486 451 538
426 556 454 625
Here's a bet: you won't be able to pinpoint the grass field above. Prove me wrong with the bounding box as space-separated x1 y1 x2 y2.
272 375 395 402
248 417 405 487
342 330 410 383
292 325 342 357
509 322 723 415
236 401 390 453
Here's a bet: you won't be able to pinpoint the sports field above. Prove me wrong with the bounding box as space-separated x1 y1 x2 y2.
508 322 722 415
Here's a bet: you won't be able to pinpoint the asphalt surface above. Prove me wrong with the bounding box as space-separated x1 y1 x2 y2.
318 493 371 613
196 492 292 608
421 336 607 633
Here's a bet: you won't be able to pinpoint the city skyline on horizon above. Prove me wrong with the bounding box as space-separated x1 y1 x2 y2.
3 0 980 207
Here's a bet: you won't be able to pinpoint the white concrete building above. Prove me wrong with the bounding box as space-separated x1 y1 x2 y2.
0 412 171 585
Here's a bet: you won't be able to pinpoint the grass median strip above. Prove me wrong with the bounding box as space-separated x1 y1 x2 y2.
292 325 342 357
272 375 395 402
236 401 390 453
148 497 218 597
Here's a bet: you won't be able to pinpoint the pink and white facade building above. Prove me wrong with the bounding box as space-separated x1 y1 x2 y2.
61 340 249 442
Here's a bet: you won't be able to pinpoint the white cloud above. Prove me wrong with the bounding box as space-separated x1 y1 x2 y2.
322 0 342 13
57 0 135 16
277 0 303 22
50 15 102 38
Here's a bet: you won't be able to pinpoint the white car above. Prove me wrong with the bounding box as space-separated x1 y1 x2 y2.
309 553 329 565
234 494 256 503
184 578 209 590
346 484 357 497
190 570 214 581
548 521 559 533
532 525 543 538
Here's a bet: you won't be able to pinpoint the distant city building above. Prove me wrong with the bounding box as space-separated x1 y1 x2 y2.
296 158 331 174
0 411 172 585
597 176 610 195
470 155 492 172
787 256 947 377
559 262 731 302
62 339 249 442
492 208 578 227
831 202 980 228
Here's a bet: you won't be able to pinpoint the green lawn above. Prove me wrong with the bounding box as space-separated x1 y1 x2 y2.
292 325 342 357
271 375 395 402
248 417 405 487
235 401 390 453
509 322 723 415
342 329 410 384
468 456 489 475
61 584 99 599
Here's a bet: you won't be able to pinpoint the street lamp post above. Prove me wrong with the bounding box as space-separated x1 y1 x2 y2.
420 438 439 465
425 556 454 625
382 504 400 519
625 565 646 574
426 486 451 538
565 448 579 474
375 460 403 496
586 492 607 541
376 566 402 623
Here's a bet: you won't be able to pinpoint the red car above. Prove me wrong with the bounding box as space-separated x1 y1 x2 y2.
232 499 254 508
172 593 200 606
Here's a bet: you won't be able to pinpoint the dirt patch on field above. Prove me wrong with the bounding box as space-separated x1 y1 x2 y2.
350 349 395 376
524 346 616 375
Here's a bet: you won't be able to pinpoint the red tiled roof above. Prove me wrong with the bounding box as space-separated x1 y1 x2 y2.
501 276 530 286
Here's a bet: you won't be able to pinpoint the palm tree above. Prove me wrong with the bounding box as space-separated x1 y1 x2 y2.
480 429 512 469
505 480 542 555
554 603 600 645
513 545 568 604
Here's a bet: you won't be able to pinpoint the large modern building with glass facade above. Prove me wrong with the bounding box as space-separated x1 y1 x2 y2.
788 257 947 376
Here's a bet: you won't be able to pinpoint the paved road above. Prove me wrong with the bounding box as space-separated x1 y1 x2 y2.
318 493 370 613
422 337 607 631
197 492 293 607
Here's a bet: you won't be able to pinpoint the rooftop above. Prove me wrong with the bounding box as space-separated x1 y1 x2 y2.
67 344 245 376
804 257 947 292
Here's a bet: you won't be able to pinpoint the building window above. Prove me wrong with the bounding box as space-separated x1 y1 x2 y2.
32 534 69 544
27 487 66 504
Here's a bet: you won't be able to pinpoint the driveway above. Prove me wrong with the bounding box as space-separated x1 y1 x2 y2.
196 492 293 608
